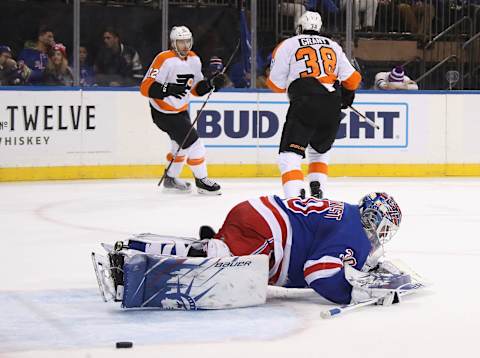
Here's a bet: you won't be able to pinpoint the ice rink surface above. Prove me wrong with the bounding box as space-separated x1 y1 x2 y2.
1 177 479 358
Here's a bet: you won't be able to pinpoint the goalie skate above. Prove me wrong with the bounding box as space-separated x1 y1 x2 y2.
91 252 123 302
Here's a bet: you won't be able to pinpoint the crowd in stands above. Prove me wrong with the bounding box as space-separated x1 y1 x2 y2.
1 0 479 89
286 0 480 34
0 25 144 87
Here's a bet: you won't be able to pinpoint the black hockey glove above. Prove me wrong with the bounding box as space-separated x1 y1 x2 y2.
161 82 187 99
209 73 226 91
193 73 227 96
148 81 187 99
341 88 355 109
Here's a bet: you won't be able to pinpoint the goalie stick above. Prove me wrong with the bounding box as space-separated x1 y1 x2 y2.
157 40 241 187
320 260 428 319
320 282 424 319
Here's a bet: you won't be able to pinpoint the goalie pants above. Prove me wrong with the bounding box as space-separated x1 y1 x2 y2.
279 78 342 157
151 106 199 149
215 199 275 267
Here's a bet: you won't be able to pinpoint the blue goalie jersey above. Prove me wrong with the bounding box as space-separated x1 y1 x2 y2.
248 195 372 304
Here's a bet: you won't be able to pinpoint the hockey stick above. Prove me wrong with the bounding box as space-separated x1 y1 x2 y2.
348 105 381 130
157 40 241 187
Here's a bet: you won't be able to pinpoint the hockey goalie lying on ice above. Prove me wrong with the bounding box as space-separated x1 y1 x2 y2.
92 192 425 311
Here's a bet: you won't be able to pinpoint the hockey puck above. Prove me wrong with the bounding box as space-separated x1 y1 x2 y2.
116 341 133 349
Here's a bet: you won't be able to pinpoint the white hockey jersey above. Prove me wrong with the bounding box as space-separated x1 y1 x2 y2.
140 50 204 114
266 34 361 93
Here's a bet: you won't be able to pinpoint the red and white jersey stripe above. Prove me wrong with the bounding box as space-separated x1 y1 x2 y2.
248 196 292 286
303 256 343 285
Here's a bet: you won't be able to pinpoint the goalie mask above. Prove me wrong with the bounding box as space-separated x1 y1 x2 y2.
359 192 402 249
296 11 322 35
170 26 193 57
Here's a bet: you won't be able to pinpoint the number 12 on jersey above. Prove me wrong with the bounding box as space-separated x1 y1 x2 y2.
295 46 337 79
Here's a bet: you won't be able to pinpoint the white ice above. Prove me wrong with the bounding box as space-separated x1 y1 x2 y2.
1 177 479 358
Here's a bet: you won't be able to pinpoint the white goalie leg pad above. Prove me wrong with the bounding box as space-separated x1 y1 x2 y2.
121 254 269 309
124 233 198 257
206 239 232 257
91 252 117 302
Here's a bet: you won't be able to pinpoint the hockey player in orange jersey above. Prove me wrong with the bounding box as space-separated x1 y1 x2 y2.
140 26 226 195
266 11 362 199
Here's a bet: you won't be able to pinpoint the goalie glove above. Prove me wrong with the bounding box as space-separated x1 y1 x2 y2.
361 247 385 272
345 264 411 306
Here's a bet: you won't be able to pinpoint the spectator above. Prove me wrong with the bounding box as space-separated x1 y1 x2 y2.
228 53 266 88
374 65 418 90
18 25 55 84
43 43 74 86
256 65 270 89
340 0 380 31
280 0 307 25
79 45 95 86
307 0 340 13
256 53 272 89
397 1 436 35
206 56 232 88
95 28 142 86
0 45 31 85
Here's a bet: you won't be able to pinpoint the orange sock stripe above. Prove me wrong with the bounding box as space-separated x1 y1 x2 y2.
166 153 186 163
281 169 304 185
308 162 328 175
187 157 205 166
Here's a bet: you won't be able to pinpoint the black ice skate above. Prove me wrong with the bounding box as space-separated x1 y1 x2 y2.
163 175 192 193
195 177 221 195
300 188 306 199
309 181 323 199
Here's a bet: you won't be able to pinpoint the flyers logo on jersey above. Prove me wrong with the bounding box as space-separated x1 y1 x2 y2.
176 74 194 89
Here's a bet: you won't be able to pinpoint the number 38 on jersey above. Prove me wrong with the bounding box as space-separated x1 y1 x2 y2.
295 46 337 79
266 34 360 93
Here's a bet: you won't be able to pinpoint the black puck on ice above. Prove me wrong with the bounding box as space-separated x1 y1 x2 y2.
116 341 133 349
